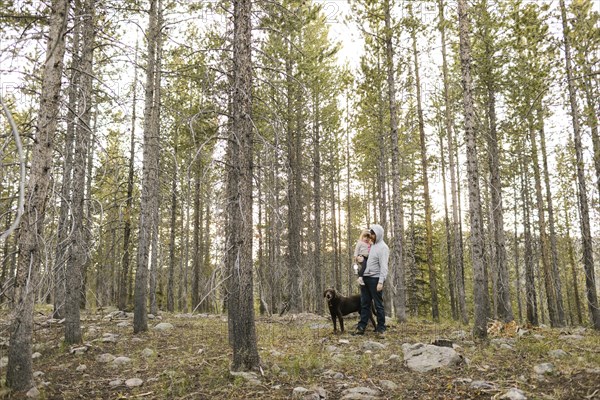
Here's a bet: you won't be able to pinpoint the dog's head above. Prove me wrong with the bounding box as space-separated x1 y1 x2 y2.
323 288 337 302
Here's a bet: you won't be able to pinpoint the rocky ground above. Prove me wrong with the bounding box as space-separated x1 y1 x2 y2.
0 307 599 399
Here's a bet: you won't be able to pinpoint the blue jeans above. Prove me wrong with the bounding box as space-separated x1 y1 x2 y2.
358 276 385 332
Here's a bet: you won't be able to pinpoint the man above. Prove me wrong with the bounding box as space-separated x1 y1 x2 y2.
353 224 388 335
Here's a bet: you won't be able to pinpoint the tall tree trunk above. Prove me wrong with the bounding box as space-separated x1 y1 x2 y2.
65 0 95 344
559 0 600 330
537 106 565 325
54 4 81 318
286 42 301 312
438 0 468 324
192 170 201 311
313 91 323 314
485 82 513 323
513 184 523 323
384 0 406 323
167 135 178 312
439 128 457 320
528 113 561 327
457 0 488 338
119 39 139 311
229 0 259 370
149 221 159 315
563 200 583 325
411 21 438 322
134 0 160 334
521 159 538 326
6 0 69 390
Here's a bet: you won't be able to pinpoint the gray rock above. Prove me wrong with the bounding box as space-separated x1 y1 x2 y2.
340 386 380 400
500 344 514 351
499 388 527 400
102 333 119 343
379 380 398 390
326 345 338 353
470 380 495 390
116 321 129 328
26 387 40 398
387 354 401 362
109 379 122 387
1 356 10 368
33 371 44 378
548 349 568 358
31 352 41 359
560 334 584 341
153 322 174 331
142 348 155 357
402 343 464 373
230 371 261 385
362 341 386 351
532 334 545 340
534 363 555 375
76 364 87 372
333 372 344 379
112 356 132 366
292 387 310 398
70 346 88 355
148 314 155 320
131 337 144 343
125 378 143 388
96 353 115 363
338 339 350 345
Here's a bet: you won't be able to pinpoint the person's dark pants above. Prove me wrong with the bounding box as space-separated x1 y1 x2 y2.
358 256 368 277
358 276 385 332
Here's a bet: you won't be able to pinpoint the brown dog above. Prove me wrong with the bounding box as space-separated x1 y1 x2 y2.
323 288 376 333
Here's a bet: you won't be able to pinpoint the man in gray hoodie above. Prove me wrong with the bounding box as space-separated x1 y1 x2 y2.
353 224 388 335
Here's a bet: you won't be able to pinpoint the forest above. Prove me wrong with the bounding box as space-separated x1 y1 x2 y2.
0 0 599 398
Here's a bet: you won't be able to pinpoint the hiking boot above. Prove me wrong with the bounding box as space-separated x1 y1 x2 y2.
352 326 365 336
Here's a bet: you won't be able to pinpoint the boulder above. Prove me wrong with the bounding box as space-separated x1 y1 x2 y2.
125 378 143 388
499 388 527 400
153 322 174 331
402 343 463 373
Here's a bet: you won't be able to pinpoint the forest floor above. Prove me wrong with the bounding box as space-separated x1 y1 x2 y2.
0 306 599 399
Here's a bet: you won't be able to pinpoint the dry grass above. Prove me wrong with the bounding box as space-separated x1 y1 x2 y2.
0 307 599 399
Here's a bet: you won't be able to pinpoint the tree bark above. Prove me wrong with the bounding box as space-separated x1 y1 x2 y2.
384 0 406 323
286 40 301 313
65 0 95 344
537 106 565 325
134 0 160 334
563 199 583 325
167 134 178 313
520 158 538 326
411 19 438 322
6 0 69 390
313 90 323 314
54 3 81 318
457 0 488 338
559 0 600 330
438 0 468 324
119 39 139 311
229 0 260 370
485 83 513 323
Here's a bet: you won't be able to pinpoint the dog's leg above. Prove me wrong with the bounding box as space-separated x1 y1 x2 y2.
330 309 338 332
338 312 345 333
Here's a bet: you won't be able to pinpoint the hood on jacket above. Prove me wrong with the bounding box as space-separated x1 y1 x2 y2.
370 224 384 244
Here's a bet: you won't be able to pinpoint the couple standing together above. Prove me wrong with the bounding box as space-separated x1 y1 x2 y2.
352 224 388 336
